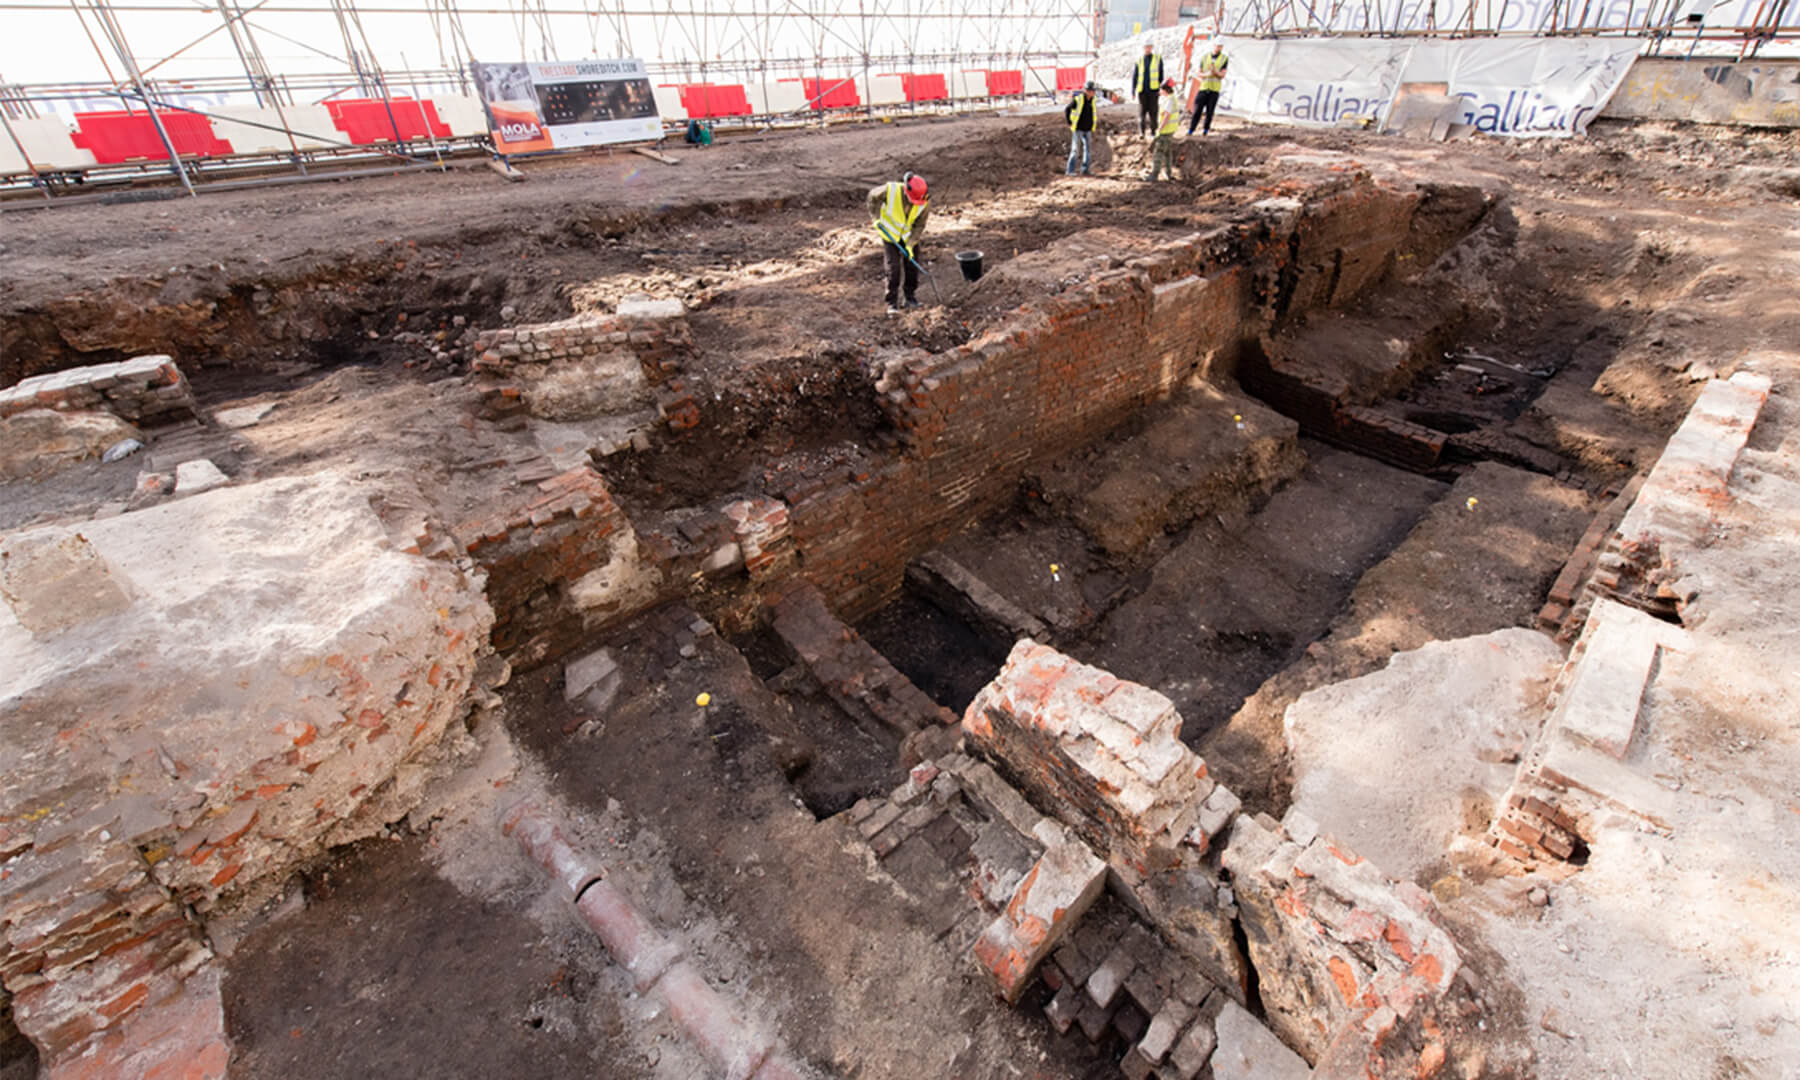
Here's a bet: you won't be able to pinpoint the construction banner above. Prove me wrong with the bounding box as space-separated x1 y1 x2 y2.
470 58 662 154
1204 36 1641 136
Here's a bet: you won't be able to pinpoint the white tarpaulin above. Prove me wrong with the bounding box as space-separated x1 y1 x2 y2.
1434 38 1642 134
1221 39 1414 126
1099 33 1643 137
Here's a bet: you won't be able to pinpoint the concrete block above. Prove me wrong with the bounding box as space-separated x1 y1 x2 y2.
1086 943 1135 1008
0 528 135 635
174 458 229 494
1553 599 1684 759
1139 999 1194 1062
1209 1000 1308 1080
1045 983 1083 1033
1168 1014 1217 1080
617 296 686 320
959 762 1045 838
563 646 622 713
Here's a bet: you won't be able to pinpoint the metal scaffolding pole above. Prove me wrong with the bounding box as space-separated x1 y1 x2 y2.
85 0 196 195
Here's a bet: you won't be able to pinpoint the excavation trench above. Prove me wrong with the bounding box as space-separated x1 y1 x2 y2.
4 129 1700 1080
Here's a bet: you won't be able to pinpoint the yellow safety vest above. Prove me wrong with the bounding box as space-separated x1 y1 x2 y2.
1069 95 1095 132
1134 55 1164 95
874 181 924 251
1199 52 1228 93
1158 100 1180 136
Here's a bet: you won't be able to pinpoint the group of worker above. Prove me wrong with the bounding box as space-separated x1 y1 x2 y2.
865 40 1229 312
1121 39 1229 180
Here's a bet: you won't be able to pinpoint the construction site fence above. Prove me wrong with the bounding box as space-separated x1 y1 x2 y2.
0 60 1095 200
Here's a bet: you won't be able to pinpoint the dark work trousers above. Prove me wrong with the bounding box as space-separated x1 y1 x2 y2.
883 241 918 306
1188 89 1221 135
1138 90 1159 135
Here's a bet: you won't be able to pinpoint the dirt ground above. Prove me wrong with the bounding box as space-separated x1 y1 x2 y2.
4 107 1798 1079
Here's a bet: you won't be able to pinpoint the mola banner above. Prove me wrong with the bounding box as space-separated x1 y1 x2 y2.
470 58 663 154
1213 36 1640 137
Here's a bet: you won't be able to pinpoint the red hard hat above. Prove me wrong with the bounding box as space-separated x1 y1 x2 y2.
905 173 928 202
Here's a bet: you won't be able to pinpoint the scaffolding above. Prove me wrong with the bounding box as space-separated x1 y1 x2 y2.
0 0 1792 201
0 0 1101 200
1215 0 1795 50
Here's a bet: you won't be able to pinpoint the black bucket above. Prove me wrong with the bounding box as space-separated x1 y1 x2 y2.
955 250 985 282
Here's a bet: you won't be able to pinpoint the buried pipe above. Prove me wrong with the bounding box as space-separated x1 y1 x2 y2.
501 801 809 1080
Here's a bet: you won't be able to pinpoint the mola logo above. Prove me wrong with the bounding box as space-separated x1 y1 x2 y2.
500 120 543 139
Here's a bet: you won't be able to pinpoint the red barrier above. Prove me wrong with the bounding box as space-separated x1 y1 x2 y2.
69 110 234 164
798 77 860 110
325 98 450 145
986 70 1025 96
901 73 948 102
678 84 752 118
1057 67 1088 90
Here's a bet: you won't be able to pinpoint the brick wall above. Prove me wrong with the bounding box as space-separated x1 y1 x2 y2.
443 466 636 660
775 174 1483 619
439 464 798 666
0 355 200 426
962 641 1250 996
444 175 1486 660
470 310 697 430
1222 810 1462 1069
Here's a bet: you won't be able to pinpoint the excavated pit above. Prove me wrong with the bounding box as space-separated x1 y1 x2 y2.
3 114 1797 1080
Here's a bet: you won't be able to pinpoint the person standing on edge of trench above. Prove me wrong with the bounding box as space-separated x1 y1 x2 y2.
868 171 930 316
1132 42 1165 136
1187 41 1229 136
1065 82 1099 176
1144 81 1179 182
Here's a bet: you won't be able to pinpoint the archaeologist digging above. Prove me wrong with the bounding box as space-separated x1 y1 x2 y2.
869 171 930 315
1131 42 1166 136
1064 82 1099 176
1144 80 1179 182
1187 41 1229 136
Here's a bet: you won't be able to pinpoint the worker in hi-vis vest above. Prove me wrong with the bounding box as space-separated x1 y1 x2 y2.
1132 42 1165 136
1145 80 1180 182
1187 41 1229 136
867 172 930 314
1064 82 1099 176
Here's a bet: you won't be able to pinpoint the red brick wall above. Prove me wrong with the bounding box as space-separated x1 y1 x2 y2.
778 176 1476 619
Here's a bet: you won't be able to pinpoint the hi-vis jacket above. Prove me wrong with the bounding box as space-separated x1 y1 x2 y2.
868 181 928 252
1065 94 1097 132
1198 50 1229 93
1157 98 1181 136
1132 54 1165 95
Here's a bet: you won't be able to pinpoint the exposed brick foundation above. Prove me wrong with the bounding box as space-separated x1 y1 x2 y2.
959 643 1469 1076
773 175 1483 619
768 581 955 741
0 355 200 426
470 310 694 430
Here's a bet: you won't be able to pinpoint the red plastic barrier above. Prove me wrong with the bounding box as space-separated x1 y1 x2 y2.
678 84 752 118
325 98 450 145
1056 67 1088 90
799 77 860 110
69 110 234 164
901 73 949 102
986 70 1025 96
